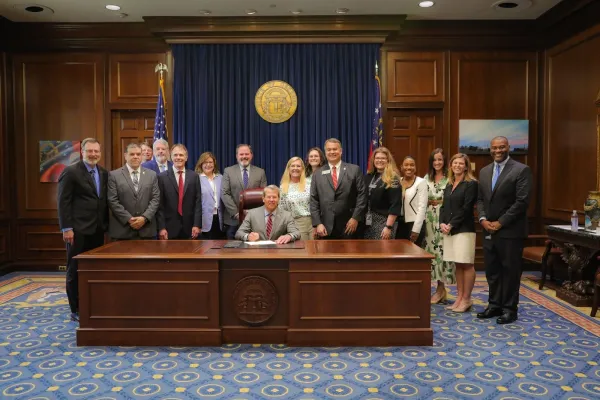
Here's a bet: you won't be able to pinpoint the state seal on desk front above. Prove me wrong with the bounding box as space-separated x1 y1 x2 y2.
233 276 279 325
255 80 297 123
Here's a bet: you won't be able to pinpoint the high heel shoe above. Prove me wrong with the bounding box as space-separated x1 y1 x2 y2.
454 300 473 313
430 289 447 304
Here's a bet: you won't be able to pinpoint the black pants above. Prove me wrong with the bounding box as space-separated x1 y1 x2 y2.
483 235 524 314
396 221 425 247
201 215 225 240
328 220 361 239
66 229 105 313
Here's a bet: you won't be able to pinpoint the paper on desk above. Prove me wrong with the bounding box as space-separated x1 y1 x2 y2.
245 240 277 245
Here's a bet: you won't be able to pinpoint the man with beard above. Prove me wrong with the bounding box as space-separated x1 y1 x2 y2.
221 144 267 239
108 143 160 240
142 138 172 174
57 138 109 321
476 136 532 325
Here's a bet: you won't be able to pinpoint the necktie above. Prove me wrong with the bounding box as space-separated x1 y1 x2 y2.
160 164 165 173
243 168 249 189
178 170 184 216
132 171 139 192
332 166 338 189
491 164 500 190
266 213 273 238
89 169 99 196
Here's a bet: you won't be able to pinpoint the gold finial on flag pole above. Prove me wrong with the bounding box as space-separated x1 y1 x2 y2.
155 63 168 81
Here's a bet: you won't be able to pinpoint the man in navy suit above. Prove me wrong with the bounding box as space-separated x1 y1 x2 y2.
57 138 108 321
476 136 532 325
157 144 202 240
142 138 172 174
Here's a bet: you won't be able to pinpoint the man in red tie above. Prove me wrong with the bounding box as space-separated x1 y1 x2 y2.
235 185 301 244
157 144 202 240
310 138 367 239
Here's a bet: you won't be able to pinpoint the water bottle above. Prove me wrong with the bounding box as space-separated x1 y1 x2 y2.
571 210 578 232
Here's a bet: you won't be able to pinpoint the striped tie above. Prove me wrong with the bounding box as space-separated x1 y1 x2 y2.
332 166 338 189
266 213 273 239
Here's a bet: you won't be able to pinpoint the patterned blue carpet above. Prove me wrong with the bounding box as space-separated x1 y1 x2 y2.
0 272 599 399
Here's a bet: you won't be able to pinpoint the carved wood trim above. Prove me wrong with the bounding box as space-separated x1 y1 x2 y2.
143 15 405 44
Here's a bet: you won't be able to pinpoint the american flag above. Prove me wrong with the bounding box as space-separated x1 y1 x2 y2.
154 77 167 141
369 75 383 163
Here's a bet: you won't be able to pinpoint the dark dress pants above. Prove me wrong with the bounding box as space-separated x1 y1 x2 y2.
483 235 525 315
396 220 425 247
201 215 225 240
66 229 105 313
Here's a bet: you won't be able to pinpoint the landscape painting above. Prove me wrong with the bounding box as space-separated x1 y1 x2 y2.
459 119 529 155
39 141 81 183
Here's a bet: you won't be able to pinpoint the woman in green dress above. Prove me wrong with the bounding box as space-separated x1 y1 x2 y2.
423 149 456 303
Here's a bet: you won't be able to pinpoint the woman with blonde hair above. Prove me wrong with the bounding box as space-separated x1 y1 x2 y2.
280 156 313 240
195 152 225 239
363 147 402 239
439 153 478 312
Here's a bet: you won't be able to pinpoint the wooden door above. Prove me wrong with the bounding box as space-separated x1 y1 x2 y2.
384 109 443 177
111 111 155 170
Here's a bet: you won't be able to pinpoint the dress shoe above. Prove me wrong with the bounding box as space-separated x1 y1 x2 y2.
70 312 79 322
454 300 473 313
496 313 518 325
476 308 503 319
430 289 447 304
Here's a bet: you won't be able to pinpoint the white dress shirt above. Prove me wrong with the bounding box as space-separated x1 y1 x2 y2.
328 160 342 181
201 173 218 214
126 164 141 183
173 166 186 184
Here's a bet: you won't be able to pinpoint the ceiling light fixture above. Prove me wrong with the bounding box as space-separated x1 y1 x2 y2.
291 10 302 15
497 1 518 8
105 5 121 11
419 1 435 7
25 5 44 12
199 9 211 15
336 8 349 14
245 9 257 15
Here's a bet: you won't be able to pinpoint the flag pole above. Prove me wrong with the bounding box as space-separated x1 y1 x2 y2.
154 63 169 142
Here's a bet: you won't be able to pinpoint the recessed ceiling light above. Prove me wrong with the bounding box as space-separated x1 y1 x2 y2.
497 2 518 8
245 9 257 15
105 5 121 11
492 0 532 10
419 1 435 7
336 8 349 14
25 5 44 13
199 9 211 15
291 10 302 15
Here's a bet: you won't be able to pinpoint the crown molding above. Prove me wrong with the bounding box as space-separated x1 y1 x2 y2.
143 15 406 44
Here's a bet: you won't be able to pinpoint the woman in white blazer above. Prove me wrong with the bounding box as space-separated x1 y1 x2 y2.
195 152 225 239
396 156 428 246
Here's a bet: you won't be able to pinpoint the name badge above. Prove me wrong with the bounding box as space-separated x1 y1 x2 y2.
365 212 372 226
321 170 331 175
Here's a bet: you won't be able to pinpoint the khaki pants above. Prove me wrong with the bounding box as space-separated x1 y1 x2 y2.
294 216 313 240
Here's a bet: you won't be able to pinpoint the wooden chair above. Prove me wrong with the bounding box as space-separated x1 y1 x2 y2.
522 234 562 290
238 188 265 224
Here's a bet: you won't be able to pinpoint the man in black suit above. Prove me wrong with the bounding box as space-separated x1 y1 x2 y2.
476 136 532 324
57 138 108 322
157 144 202 240
310 138 367 239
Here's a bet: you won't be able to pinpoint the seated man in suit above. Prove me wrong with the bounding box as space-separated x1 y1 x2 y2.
235 185 301 244
142 138 172 174
157 144 202 240
107 143 160 240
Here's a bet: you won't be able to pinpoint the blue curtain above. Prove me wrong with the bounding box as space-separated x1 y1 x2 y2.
172 44 380 184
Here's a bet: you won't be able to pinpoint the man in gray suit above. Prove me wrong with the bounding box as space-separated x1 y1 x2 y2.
235 185 300 243
310 138 367 239
107 143 161 240
222 144 268 239
476 136 532 325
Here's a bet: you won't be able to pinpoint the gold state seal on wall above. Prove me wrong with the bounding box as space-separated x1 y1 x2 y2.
233 276 279 325
255 80 298 123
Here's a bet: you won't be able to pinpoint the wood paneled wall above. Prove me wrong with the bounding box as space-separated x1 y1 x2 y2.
543 24 600 221
2 52 168 270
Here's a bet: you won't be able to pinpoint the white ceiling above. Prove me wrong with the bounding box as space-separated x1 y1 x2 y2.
1 0 564 23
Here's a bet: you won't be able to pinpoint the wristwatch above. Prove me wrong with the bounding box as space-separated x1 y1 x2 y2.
385 225 394 230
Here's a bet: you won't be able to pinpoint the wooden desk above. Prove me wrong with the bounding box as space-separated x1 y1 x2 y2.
75 240 434 347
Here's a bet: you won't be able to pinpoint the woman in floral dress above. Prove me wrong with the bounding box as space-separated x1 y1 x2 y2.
423 148 455 303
